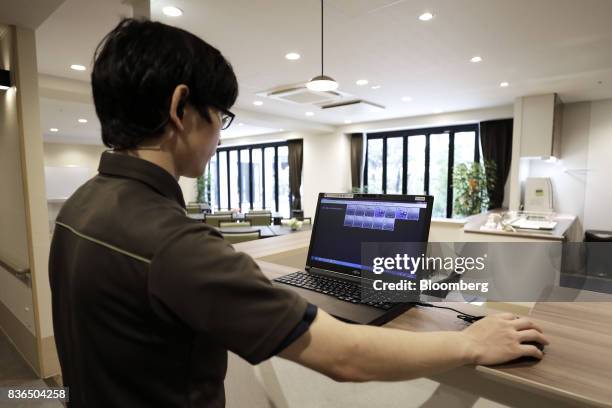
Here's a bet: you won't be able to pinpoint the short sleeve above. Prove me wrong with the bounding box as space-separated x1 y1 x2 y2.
148 223 308 364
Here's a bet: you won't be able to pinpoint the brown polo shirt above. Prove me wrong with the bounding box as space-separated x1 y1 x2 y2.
49 151 311 407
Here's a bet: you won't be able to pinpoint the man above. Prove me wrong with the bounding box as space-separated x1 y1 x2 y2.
49 19 548 408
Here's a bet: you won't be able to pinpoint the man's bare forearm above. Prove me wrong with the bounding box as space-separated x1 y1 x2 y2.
280 310 474 382
280 309 546 382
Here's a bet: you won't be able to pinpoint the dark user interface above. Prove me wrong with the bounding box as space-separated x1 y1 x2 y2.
308 198 429 277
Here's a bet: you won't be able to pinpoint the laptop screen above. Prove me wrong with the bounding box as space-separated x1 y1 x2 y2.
306 193 433 278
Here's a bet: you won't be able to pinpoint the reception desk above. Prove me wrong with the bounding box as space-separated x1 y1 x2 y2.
225 231 612 408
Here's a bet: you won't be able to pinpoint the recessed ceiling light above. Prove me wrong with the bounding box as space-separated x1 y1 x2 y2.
344 119 352 124
401 96 413 102
238 122 244 126
305 111 314 116
356 79 369 86
418 12 434 21
500 81 509 87
279 128 284 131
371 85 381 89
433 109 444 114
285 52 301 60
77 118 88 123
253 100 263 106
162 6 183 17
50 128 59 132
70 64 86 71
470 56 483 63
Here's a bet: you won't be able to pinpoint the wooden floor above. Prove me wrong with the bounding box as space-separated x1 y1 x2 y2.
0 329 64 407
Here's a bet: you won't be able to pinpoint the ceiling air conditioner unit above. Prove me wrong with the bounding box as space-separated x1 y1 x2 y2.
318 99 385 115
259 84 345 105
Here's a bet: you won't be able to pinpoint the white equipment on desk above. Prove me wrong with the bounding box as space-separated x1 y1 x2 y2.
524 177 553 212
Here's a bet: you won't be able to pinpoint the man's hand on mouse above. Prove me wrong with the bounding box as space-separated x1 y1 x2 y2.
462 312 549 365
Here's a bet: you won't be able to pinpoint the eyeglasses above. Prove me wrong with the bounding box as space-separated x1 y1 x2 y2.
215 107 235 130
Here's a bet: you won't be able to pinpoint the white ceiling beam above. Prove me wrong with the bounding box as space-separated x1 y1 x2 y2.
38 74 92 104
0 0 66 29
124 0 150 19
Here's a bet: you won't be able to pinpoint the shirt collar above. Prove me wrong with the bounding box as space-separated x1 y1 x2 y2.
98 151 186 209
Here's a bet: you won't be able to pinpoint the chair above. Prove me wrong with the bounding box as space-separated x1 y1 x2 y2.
204 215 233 227
214 210 235 215
186 205 202 214
222 230 261 244
249 209 272 214
245 212 272 226
219 220 252 227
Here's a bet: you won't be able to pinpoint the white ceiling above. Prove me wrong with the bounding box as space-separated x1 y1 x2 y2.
39 96 285 144
33 0 612 143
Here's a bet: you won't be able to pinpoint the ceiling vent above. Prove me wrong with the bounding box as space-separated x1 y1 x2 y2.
318 99 385 114
258 84 347 105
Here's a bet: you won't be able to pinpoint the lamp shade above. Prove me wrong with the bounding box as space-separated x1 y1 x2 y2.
306 75 339 92
0 69 11 90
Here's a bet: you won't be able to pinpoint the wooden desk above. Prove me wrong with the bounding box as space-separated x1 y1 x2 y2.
234 231 612 408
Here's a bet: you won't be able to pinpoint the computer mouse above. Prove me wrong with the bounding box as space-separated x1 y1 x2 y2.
522 341 545 352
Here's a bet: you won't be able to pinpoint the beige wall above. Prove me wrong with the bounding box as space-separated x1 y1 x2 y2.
527 102 591 232
43 142 106 176
583 99 612 231
0 26 30 271
43 142 199 205
0 24 37 364
0 24 58 378
527 98 612 233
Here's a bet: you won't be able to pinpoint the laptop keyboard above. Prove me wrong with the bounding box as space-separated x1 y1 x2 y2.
273 271 395 310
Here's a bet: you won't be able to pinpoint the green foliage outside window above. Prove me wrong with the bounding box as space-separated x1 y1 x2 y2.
196 171 212 204
452 161 496 217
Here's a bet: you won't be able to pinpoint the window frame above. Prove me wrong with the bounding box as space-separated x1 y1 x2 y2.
209 140 292 213
364 124 480 218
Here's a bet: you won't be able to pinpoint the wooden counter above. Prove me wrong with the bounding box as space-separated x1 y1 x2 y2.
234 231 612 408
463 212 577 241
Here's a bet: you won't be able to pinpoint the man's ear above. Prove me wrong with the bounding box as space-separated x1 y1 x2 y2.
168 84 190 132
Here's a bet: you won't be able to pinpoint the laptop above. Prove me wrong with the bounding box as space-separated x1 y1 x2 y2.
273 193 434 325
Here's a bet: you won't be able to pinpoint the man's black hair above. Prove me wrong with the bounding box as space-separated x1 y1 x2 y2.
92 18 238 150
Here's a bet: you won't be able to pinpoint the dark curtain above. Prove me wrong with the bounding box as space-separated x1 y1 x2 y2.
287 139 303 211
479 119 513 209
350 133 364 190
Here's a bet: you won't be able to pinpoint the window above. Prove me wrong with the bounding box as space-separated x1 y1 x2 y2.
263 147 276 210
219 151 228 210
366 138 383 193
229 150 239 209
429 133 449 217
386 137 403 194
239 150 250 210
407 135 425 194
278 146 290 216
252 149 263 210
365 125 479 218
203 141 293 216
